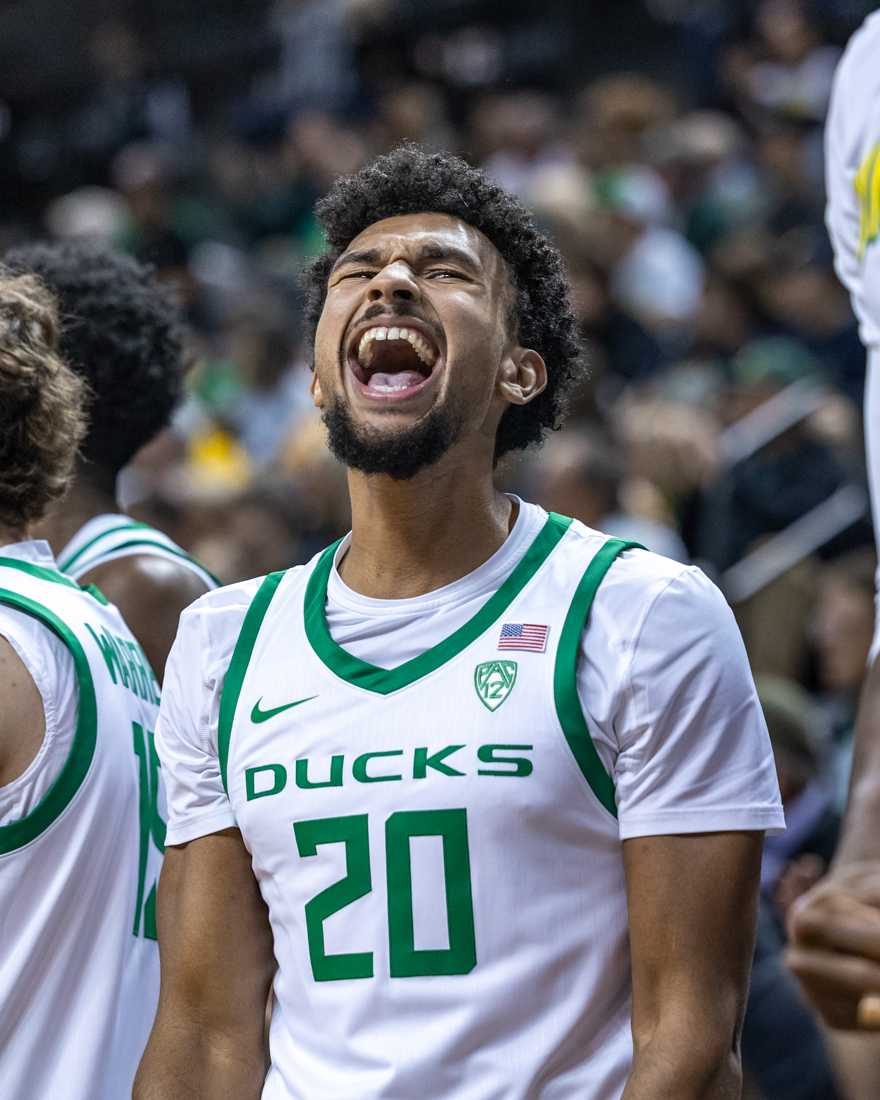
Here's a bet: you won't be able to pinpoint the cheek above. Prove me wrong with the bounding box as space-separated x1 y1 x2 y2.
313 299 345 373
442 296 506 371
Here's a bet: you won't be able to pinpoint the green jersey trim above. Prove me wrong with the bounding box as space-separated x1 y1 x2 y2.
218 571 286 794
59 522 221 588
0 590 98 853
58 521 152 572
303 513 574 695
83 538 222 587
0 558 113 609
553 538 642 818
0 556 82 590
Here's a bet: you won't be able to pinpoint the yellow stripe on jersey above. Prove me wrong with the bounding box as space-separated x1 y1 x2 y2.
856 143 880 258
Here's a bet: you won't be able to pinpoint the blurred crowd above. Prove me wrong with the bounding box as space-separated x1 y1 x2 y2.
3 1 880 1095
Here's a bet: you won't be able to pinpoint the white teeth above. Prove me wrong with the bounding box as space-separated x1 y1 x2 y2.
372 381 410 393
355 325 438 369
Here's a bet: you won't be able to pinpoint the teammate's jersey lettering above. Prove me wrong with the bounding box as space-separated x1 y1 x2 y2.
85 623 160 704
132 723 166 940
293 809 477 982
856 142 880 257
246 744 535 799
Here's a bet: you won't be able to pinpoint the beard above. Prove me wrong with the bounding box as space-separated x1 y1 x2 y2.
322 393 466 481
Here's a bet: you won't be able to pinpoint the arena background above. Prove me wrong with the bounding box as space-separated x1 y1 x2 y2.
3 1 878 1095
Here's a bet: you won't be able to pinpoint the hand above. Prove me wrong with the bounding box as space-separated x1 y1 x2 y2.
786 863 880 1030
774 853 825 923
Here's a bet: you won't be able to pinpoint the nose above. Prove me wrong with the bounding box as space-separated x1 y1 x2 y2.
367 260 420 304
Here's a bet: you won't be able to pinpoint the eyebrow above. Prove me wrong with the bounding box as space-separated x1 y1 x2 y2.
331 242 482 275
331 248 382 272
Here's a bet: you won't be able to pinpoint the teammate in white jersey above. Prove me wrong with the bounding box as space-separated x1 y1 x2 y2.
137 146 784 1100
786 7 880 1068
0 272 163 1098
4 242 217 680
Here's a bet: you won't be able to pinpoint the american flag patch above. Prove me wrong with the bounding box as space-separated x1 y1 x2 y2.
498 623 549 652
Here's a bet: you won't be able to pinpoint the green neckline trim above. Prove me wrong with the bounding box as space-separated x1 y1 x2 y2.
58 520 150 572
0 556 81 590
304 513 573 695
217 571 286 794
553 538 642 818
0 557 113 607
0 590 98 853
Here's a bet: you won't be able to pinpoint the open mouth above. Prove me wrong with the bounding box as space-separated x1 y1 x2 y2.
347 323 441 399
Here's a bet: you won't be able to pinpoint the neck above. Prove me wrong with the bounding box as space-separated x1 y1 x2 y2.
35 471 119 558
0 523 30 549
340 445 514 599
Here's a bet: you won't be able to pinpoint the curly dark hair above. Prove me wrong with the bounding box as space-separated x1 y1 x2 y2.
303 144 584 460
4 241 184 475
0 272 86 528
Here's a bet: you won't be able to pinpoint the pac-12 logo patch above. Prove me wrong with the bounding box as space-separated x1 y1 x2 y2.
474 660 517 711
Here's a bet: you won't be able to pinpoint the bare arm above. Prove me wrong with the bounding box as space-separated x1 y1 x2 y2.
622 832 763 1100
133 830 276 1100
786 660 880 1036
0 635 44 787
83 555 210 684
833 658 880 868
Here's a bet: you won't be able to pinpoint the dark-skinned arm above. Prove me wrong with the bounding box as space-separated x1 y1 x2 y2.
82 555 211 684
786 660 880 1032
621 832 763 1100
133 830 276 1100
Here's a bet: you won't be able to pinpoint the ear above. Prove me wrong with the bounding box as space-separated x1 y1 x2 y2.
497 348 547 406
310 369 325 409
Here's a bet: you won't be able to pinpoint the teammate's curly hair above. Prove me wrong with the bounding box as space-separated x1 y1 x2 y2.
303 144 584 460
0 273 86 529
4 241 184 475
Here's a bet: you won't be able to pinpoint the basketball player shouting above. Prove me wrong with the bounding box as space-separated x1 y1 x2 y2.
136 146 783 1100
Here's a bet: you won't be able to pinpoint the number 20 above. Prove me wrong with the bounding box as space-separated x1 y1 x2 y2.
293 808 477 981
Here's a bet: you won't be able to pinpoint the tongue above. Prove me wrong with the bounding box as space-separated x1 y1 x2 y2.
366 371 424 393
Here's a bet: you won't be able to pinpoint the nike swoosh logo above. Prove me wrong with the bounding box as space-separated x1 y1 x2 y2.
251 695 318 724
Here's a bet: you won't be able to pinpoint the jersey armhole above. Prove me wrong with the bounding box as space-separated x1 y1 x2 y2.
552 539 643 819
0 590 97 854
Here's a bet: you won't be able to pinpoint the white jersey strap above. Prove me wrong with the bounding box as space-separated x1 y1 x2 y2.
553 537 643 817
218 570 286 794
58 515 219 589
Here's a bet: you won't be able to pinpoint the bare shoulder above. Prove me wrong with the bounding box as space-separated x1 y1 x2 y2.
0 633 44 783
85 554 211 622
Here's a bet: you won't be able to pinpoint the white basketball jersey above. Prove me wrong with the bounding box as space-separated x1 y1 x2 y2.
57 512 219 589
0 556 163 1100
826 9 880 349
219 515 641 1100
